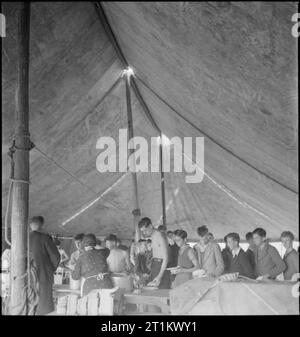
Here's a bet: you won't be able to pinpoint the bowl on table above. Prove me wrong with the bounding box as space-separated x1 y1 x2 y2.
111 273 133 292
69 277 81 290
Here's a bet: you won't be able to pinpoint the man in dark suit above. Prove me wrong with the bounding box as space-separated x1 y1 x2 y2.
221 235 232 274
166 231 179 283
167 231 179 268
226 233 255 279
245 232 256 270
29 216 60 315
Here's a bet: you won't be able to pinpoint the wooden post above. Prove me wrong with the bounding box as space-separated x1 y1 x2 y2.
159 133 167 227
10 2 31 315
94 3 167 228
125 73 140 226
132 208 141 242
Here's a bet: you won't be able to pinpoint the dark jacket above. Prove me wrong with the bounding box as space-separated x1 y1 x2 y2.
245 248 255 270
30 230 60 314
254 243 285 279
227 248 255 279
168 244 179 268
72 248 112 296
221 247 232 273
283 249 299 280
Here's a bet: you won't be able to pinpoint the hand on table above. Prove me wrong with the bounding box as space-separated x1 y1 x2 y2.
192 269 206 278
170 267 182 275
147 276 161 287
256 274 270 281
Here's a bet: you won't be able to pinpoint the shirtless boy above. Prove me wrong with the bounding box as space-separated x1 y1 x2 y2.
105 234 132 274
138 217 170 289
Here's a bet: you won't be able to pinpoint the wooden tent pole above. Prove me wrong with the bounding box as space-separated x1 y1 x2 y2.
10 2 31 315
159 132 167 227
130 81 167 227
125 73 141 231
95 2 166 227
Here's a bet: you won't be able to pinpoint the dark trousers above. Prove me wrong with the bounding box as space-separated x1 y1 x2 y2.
149 258 171 289
37 281 54 315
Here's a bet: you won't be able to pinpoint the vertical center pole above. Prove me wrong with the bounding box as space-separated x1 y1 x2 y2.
125 73 141 232
159 133 166 227
10 2 31 315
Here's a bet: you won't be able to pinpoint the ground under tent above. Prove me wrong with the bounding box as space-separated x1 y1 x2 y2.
1 2 298 315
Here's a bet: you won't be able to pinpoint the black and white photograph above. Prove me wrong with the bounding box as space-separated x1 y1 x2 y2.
1 1 299 322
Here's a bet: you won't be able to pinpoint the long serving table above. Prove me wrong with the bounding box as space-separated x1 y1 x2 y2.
123 289 170 315
53 284 81 296
48 284 80 315
52 284 170 315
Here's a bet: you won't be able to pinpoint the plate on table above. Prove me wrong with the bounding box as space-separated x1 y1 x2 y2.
143 285 159 291
166 266 180 271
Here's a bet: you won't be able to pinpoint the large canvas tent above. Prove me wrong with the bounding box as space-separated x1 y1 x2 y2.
2 2 298 242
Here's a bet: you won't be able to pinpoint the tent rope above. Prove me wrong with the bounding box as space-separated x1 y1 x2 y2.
4 180 13 247
10 178 31 184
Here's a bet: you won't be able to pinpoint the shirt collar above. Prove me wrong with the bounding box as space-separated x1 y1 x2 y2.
232 247 241 257
259 242 266 251
284 247 294 256
85 246 94 251
197 241 210 252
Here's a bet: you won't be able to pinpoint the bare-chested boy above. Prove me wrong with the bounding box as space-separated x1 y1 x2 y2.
138 217 170 289
105 234 132 273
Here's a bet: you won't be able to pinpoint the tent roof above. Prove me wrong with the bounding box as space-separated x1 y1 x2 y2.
2 2 298 240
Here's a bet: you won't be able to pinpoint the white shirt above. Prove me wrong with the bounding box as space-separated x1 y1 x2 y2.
232 247 241 258
195 242 209 253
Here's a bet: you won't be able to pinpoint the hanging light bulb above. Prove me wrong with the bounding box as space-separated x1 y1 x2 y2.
121 66 135 79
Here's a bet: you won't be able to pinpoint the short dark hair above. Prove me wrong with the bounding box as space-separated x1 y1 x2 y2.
138 217 152 228
197 225 209 237
105 234 117 243
96 239 102 246
253 228 266 238
82 234 96 247
280 231 294 241
226 232 240 244
30 216 44 226
74 233 84 241
174 229 188 240
245 232 253 241
158 225 167 232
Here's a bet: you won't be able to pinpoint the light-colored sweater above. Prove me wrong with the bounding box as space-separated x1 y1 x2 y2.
283 249 299 280
194 241 224 277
